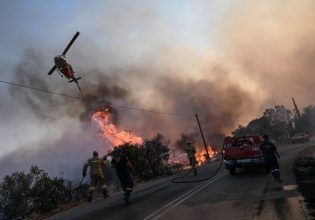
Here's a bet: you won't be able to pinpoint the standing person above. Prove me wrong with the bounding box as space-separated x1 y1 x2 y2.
185 142 198 176
261 134 282 183
111 147 135 204
83 151 108 202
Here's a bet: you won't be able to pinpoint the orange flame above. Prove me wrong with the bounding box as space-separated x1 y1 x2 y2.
92 110 143 148
195 145 217 165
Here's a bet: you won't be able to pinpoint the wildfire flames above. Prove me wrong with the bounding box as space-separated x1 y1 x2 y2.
195 145 217 165
91 107 217 166
92 109 143 148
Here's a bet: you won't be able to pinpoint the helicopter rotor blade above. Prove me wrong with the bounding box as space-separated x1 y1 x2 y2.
48 65 57 75
62 31 80 56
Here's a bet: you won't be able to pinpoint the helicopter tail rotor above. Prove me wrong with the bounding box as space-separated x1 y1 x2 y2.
68 77 81 83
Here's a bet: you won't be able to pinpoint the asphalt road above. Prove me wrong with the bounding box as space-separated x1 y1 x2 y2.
49 139 315 220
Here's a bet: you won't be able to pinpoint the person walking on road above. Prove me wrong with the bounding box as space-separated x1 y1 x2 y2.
185 142 198 176
261 134 282 183
83 151 109 202
111 147 135 204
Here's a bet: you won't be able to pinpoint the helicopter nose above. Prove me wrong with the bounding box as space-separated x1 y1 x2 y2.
54 56 59 62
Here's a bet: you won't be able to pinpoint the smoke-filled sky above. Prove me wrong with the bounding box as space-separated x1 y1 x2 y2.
1 0 314 178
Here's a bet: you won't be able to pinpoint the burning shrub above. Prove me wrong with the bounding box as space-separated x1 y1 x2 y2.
91 106 177 179
175 133 218 165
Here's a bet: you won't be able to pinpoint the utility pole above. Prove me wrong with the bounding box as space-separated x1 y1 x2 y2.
292 97 301 120
195 114 210 160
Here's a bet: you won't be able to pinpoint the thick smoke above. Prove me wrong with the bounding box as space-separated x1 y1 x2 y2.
220 0 315 107
9 49 130 121
9 49 66 120
10 47 254 140
5 1 314 179
3 44 256 178
0 126 103 181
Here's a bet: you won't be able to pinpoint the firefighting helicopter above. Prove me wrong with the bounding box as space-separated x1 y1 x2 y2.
47 31 84 97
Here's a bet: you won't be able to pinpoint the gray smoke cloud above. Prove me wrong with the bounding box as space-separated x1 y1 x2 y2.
4 1 314 179
9 49 68 120
219 0 315 108
2 43 255 179
0 126 103 181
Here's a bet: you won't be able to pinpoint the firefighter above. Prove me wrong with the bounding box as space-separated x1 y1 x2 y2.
185 142 198 176
83 151 108 202
261 134 282 183
111 147 135 204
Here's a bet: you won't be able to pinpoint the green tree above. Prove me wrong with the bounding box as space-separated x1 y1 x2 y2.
118 143 153 180
112 133 171 180
295 105 315 135
233 105 293 142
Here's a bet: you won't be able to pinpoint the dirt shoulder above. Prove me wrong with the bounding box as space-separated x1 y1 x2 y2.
294 145 315 219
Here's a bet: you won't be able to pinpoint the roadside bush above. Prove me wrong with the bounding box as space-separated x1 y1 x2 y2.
32 172 71 212
0 166 73 219
110 133 171 181
0 171 33 219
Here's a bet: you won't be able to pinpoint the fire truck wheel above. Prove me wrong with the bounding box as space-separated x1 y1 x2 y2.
228 167 236 175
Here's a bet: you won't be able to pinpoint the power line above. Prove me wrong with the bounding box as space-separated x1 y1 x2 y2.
111 104 194 118
0 80 82 100
0 79 197 117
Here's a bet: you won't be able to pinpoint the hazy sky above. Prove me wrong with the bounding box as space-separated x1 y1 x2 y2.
0 0 232 156
1 1 315 178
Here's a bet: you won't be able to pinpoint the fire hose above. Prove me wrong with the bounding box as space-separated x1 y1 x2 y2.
76 176 85 199
171 155 223 183
79 176 85 187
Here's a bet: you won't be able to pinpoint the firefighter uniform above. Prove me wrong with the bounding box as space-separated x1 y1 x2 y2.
261 137 282 183
185 143 198 175
83 151 108 202
111 150 134 204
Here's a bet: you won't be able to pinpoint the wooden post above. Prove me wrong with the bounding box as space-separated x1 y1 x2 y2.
195 114 210 160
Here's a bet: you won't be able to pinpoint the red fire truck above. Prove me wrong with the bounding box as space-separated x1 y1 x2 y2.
291 133 310 144
222 135 266 175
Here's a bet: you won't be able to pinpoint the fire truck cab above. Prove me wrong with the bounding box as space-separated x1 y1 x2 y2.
222 135 266 175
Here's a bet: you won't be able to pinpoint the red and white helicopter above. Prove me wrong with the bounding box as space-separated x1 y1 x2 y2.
48 31 84 97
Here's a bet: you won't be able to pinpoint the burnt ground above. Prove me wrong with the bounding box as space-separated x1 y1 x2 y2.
294 146 315 219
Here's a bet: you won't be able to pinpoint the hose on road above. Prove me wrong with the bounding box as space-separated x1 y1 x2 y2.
171 156 224 183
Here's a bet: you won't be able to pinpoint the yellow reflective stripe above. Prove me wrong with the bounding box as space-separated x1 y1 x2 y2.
89 187 96 191
101 185 107 189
